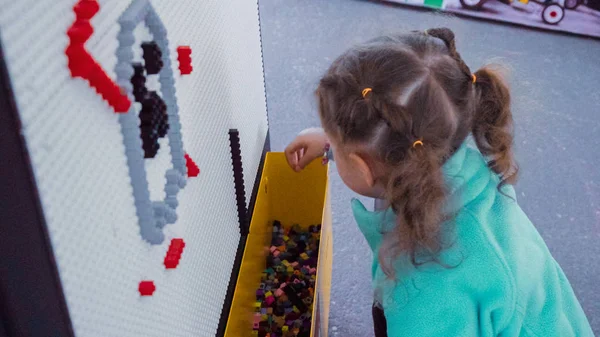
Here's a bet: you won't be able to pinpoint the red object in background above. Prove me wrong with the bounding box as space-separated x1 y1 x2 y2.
184 153 200 177
66 0 131 113
164 238 186 269
177 46 193 75
138 281 156 296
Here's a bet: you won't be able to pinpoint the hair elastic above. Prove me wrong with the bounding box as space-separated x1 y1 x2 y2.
412 140 424 148
472 74 477 84
361 87 372 98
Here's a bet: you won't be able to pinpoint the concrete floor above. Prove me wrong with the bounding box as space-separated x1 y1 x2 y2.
258 0 600 335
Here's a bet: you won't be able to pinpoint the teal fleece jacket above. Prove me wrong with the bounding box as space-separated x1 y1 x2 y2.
352 142 594 337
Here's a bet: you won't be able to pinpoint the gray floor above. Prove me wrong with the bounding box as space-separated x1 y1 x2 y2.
258 0 600 335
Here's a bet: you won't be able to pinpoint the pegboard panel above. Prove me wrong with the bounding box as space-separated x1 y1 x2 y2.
0 0 267 336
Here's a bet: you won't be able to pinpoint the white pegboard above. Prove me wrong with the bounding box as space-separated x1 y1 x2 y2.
0 0 268 336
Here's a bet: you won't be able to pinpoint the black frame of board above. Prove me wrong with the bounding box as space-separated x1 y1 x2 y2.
0 40 76 337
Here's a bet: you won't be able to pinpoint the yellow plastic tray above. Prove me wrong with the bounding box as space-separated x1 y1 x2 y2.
225 152 332 337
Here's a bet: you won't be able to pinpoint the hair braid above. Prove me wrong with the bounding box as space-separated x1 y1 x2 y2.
426 28 472 81
317 28 517 277
426 28 518 187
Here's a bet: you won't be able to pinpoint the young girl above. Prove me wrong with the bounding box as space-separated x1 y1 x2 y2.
285 28 594 337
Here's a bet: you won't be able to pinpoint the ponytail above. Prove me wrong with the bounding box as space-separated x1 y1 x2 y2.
428 27 518 186
379 146 447 277
472 66 518 186
317 27 518 276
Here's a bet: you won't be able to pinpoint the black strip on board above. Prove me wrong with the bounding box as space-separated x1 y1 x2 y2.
216 130 270 337
0 40 75 337
228 129 249 235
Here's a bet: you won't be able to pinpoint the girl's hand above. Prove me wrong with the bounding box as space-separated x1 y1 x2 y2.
285 128 328 172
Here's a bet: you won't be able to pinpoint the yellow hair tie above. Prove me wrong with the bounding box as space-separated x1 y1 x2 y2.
412 140 424 148
472 74 477 84
361 87 372 98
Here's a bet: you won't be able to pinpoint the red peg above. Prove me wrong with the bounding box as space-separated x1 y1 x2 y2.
184 153 200 177
177 46 193 75
138 281 156 296
73 0 99 20
164 238 186 269
65 0 130 113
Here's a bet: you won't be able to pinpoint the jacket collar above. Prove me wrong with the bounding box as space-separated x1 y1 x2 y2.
352 141 495 235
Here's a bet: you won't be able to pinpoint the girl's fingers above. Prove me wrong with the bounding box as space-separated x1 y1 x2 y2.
285 151 298 170
285 130 327 172
296 147 321 170
285 141 305 170
285 137 306 154
294 151 301 172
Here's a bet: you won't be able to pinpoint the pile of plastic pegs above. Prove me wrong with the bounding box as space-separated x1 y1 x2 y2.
252 220 321 337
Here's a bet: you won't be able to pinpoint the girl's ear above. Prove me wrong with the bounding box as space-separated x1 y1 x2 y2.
349 152 375 188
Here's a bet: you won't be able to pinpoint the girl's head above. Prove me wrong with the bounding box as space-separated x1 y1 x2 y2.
317 28 517 272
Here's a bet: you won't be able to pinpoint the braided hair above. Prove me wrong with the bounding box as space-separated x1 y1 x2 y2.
427 28 517 186
317 28 517 275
